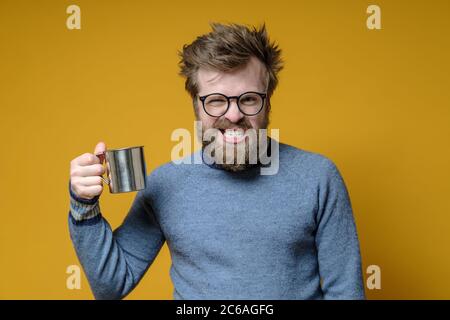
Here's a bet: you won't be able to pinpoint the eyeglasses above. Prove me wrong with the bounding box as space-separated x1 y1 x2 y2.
198 91 267 117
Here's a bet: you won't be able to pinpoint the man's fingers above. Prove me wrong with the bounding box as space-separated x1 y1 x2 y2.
69 144 107 201
75 153 100 166
77 176 104 187
72 164 105 177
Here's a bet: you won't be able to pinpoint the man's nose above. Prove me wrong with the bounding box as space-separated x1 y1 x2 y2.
224 99 244 123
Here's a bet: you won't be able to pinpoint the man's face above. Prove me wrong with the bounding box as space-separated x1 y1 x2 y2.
195 57 270 171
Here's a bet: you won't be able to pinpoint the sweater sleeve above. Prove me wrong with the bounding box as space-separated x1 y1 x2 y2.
68 180 101 221
315 159 365 300
68 182 166 300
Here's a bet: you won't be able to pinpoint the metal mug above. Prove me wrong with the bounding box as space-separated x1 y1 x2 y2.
95 146 147 193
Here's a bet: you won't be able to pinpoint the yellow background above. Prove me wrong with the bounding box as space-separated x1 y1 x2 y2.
1 0 449 299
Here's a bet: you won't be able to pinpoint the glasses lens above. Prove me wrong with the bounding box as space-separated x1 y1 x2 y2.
239 92 264 115
204 94 228 116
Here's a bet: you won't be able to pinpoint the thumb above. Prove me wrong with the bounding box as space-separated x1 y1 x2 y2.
94 141 107 156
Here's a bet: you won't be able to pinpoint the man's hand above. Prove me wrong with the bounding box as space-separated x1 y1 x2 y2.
70 142 107 200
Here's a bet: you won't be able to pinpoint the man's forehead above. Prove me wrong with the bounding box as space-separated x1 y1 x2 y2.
197 57 267 94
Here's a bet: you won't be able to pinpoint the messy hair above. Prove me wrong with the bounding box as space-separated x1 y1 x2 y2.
178 23 283 100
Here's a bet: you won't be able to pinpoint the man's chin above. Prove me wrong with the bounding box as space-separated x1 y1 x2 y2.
201 127 267 172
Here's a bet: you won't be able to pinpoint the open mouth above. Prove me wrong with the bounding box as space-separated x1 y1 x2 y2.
218 128 247 144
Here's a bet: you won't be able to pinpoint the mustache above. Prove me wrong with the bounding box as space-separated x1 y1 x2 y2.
212 117 253 131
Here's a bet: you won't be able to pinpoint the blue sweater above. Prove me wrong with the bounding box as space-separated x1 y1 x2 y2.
68 141 365 300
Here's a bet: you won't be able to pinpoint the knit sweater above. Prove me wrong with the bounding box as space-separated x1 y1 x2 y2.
68 140 365 299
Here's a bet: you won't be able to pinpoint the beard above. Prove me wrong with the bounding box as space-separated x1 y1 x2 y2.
196 110 271 172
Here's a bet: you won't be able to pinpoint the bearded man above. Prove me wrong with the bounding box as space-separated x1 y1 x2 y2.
68 23 365 300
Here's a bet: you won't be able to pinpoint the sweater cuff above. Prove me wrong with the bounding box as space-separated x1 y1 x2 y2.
69 180 101 221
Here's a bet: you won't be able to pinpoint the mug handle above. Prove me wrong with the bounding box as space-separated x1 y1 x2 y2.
95 152 111 185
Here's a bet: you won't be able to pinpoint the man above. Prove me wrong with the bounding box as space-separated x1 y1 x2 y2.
68 23 365 299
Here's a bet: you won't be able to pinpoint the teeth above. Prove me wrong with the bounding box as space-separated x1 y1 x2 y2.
224 129 244 137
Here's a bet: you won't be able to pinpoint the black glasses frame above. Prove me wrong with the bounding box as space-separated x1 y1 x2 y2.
198 91 267 117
